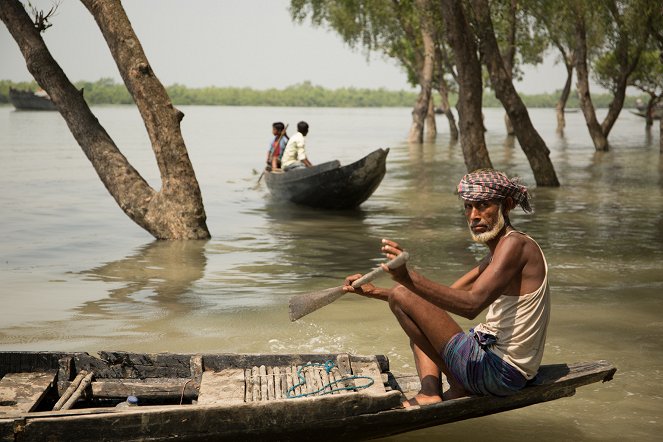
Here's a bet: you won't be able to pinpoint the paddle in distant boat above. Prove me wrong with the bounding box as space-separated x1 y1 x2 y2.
264 148 389 209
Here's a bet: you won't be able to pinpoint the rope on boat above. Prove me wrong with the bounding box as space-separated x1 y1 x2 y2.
286 360 374 399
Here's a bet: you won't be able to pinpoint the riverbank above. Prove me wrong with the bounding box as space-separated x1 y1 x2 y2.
0 78 645 108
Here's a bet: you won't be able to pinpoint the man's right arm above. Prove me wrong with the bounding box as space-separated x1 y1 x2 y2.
450 255 491 291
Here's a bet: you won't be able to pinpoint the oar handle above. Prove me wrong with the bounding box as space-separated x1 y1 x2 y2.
350 252 409 288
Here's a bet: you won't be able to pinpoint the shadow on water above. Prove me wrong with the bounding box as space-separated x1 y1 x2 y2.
75 240 208 317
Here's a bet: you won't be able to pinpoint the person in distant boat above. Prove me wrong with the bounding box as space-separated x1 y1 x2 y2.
343 169 550 407
281 121 313 171
266 122 289 171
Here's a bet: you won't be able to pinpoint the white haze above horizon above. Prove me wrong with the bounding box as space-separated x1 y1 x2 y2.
1 0 609 95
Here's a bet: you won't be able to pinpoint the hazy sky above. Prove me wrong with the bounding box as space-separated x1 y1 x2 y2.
1 0 571 94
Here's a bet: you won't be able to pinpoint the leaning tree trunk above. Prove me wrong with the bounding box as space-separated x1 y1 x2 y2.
438 79 459 139
573 10 609 151
408 0 436 143
472 0 559 186
644 95 655 127
501 0 518 137
425 96 437 139
434 44 459 139
555 60 574 134
441 0 492 172
0 0 210 239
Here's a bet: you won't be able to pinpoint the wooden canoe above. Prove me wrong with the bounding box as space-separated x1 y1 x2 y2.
264 148 389 209
8 88 57 111
0 351 615 441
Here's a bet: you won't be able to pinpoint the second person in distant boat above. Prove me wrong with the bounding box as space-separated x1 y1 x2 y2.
281 121 313 171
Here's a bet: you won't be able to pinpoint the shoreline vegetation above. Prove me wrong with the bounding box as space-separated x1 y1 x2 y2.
1 78 643 109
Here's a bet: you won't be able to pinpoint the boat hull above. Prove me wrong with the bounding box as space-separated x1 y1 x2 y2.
9 88 57 111
264 148 389 209
0 351 615 441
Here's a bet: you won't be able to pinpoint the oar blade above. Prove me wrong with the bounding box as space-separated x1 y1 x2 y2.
288 286 345 322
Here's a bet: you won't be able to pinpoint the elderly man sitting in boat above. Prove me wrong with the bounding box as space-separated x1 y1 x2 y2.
281 121 313 171
344 169 550 406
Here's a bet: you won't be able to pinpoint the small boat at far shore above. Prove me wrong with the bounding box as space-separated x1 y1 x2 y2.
632 102 662 120
264 148 389 209
0 350 615 441
9 88 57 111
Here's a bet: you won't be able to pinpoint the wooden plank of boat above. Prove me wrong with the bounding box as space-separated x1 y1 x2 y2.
0 371 56 416
264 148 389 209
0 352 615 441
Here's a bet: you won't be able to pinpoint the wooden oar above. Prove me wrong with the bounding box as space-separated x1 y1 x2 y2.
288 252 409 321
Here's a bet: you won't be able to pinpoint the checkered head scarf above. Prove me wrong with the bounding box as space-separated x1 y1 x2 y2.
457 169 532 213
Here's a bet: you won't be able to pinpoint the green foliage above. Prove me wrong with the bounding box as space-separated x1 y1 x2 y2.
627 50 663 95
0 78 645 109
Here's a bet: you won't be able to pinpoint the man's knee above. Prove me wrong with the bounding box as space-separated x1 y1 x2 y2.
388 285 410 314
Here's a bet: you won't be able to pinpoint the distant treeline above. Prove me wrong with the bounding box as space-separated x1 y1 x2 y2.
0 78 643 108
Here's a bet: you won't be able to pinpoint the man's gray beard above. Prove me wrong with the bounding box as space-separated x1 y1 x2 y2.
469 207 505 243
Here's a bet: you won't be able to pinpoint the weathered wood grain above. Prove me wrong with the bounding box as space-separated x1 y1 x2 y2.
350 357 387 396
0 371 55 415
198 369 245 405
90 378 197 400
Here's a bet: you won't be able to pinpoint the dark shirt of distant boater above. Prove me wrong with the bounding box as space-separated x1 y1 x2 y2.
266 121 289 171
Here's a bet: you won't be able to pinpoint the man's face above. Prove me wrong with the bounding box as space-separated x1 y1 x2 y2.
463 199 505 243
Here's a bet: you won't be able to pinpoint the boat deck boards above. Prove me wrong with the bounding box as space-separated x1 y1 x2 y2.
0 371 56 416
198 355 388 405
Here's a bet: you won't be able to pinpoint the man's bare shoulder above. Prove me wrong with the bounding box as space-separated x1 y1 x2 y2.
495 231 542 265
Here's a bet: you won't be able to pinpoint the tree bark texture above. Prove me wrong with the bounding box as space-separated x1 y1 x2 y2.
408 0 436 143
440 0 492 172
0 0 210 239
82 0 210 239
470 0 560 186
573 11 609 151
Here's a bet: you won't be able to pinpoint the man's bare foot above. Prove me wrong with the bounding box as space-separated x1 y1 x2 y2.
401 393 442 408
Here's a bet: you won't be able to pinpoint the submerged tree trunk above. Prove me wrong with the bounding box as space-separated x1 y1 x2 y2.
644 95 656 127
501 0 518 136
440 0 492 172
555 60 574 134
435 44 459 140
438 80 459 139
0 0 210 239
471 0 559 186
573 12 609 151
425 96 437 139
408 0 436 143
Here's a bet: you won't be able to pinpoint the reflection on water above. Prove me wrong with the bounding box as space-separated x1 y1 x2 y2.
77 240 208 317
0 106 662 440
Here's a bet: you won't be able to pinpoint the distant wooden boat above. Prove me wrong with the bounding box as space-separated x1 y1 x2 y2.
8 88 57 111
0 351 615 441
264 148 388 209
632 101 663 119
